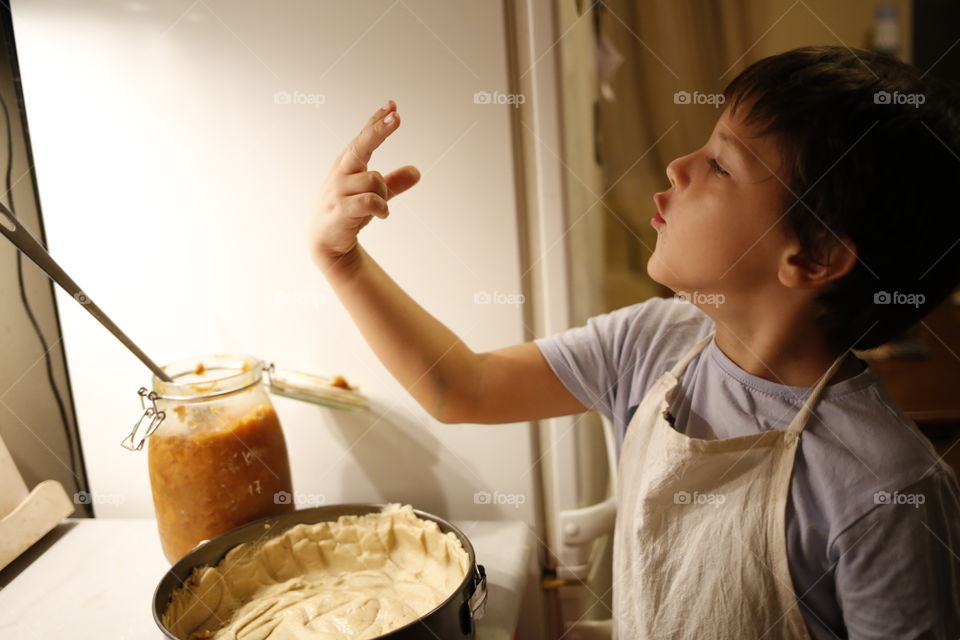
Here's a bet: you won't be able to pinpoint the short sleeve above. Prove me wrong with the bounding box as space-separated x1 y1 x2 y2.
532 297 712 426
832 467 960 638
532 303 643 422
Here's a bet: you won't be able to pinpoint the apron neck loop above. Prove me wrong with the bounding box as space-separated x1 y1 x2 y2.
668 332 715 378
787 348 852 434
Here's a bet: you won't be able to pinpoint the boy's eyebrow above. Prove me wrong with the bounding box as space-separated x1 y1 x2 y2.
717 130 757 169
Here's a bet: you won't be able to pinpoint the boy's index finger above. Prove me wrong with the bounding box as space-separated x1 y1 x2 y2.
338 101 398 175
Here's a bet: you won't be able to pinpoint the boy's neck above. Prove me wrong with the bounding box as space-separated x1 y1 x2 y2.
710 313 865 388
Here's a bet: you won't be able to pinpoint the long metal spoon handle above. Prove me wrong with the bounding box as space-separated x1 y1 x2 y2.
0 203 173 383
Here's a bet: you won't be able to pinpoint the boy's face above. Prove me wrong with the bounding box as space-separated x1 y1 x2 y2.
647 103 794 304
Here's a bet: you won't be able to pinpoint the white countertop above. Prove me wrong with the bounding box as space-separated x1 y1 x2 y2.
0 517 531 640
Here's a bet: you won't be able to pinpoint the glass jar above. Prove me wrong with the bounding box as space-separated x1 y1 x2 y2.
144 354 294 564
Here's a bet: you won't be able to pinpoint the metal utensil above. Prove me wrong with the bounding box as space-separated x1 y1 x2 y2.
0 202 173 383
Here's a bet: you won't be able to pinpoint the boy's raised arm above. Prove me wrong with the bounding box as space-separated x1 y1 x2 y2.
309 102 587 424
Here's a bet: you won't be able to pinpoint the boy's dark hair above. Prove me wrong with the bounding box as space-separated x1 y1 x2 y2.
722 45 960 351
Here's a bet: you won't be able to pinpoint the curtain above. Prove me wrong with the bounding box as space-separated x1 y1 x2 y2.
595 0 754 305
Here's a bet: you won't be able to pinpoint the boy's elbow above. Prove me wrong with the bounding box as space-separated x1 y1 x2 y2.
433 412 459 425
432 388 487 424
432 397 474 424
430 352 483 425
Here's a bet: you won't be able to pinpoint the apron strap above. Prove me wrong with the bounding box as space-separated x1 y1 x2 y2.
668 332 715 378
787 348 851 434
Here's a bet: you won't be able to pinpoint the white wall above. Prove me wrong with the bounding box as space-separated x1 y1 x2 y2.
11 0 541 528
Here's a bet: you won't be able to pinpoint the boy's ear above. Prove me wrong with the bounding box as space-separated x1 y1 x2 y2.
779 236 857 289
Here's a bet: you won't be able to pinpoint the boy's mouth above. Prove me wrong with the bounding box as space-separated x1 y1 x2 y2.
651 194 667 227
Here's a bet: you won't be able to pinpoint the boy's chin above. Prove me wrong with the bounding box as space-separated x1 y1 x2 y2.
646 262 727 311
645 255 691 294
646 255 722 293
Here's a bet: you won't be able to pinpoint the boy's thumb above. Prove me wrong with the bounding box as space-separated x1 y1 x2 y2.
385 165 421 200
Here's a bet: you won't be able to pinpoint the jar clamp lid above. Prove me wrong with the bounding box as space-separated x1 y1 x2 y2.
122 357 368 451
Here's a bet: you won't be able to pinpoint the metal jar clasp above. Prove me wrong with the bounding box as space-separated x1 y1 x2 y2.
121 387 166 451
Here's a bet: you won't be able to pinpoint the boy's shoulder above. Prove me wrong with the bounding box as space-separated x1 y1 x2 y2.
602 295 714 358
610 294 710 325
801 375 957 541
605 298 715 372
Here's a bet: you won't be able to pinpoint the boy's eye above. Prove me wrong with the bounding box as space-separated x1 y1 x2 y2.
708 157 729 177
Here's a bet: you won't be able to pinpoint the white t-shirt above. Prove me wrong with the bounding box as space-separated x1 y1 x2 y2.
534 296 960 639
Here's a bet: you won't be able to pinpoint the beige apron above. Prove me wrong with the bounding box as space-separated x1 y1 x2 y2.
612 332 849 640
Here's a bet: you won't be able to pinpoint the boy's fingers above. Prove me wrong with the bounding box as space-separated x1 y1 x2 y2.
338 171 388 200
338 103 399 174
343 192 388 219
364 99 394 128
385 165 421 200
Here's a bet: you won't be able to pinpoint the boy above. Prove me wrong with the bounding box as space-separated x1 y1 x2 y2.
310 46 960 638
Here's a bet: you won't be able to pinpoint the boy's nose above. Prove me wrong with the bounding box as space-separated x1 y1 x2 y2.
665 156 681 189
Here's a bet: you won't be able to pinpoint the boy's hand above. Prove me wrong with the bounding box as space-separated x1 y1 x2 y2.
310 100 420 272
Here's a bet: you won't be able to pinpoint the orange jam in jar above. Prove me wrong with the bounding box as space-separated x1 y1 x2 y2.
146 355 294 563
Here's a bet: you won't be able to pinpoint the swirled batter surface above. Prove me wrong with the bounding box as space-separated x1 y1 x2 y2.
162 504 469 640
